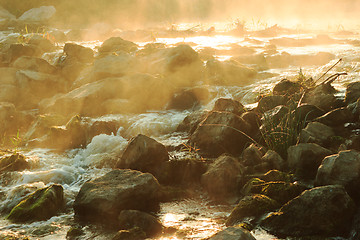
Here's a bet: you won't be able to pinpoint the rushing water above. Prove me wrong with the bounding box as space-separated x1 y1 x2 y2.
1 24 360 239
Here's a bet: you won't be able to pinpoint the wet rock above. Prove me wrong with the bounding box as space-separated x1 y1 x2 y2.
273 79 302 96
287 143 332 180
190 111 252 157
4 43 41 63
117 210 163 237
240 111 261 135
209 226 256 240
99 37 138 54
0 84 18 103
261 185 356 238
226 194 280 226
7 184 64 222
176 110 207 134
0 154 30 172
257 95 287 113
0 67 17 85
64 43 94 63
303 83 337 111
299 122 335 146
0 102 20 136
345 82 360 104
295 104 325 122
166 44 199 72
166 87 209 110
116 134 169 176
261 105 289 125
241 144 263 167
260 170 294 183
201 155 244 200
18 6 56 23
241 178 265 196
86 120 118 143
314 107 353 126
57 54 89 83
112 227 146 240
261 150 285 170
212 98 246 116
12 56 57 74
206 59 257 86
74 169 161 224
156 158 207 186
28 35 56 53
315 150 360 200
66 226 85 240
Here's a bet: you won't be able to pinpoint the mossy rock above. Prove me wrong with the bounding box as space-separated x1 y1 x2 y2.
0 153 30 172
7 184 64 222
66 226 84 240
241 178 266 196
226 194 280 226
112 227 146 240
259 181 307 205
260 170 294 182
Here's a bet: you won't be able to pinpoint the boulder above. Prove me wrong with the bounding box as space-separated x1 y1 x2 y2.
315 150 360 200
201 155 244 200
0 154 30 172
64 43 94 63
166 87 208 110
0 6 15 20
190 111 252 157
261 185 356 238
212 98 246 116
345 82 360 104
28 35 56 53
12 56 57 74
56 55 89 83
0 102 19 135
0 67 17 85
73 169 161 224
209 226 256 240
299 121 335 146
260 170 294 182
257 95 287 113
166 44 199 72
226 194 280 226
273 79 302 96
287 143 332 180
116 134 169 176
314 107 353 126
98 37 138 54
4 44 41 63
295 104 325 122
206 59 257 86
303 83 338 111
18 6 56 23
7 184 64 222
112 227 146 240
261 150 285 170
241 143 263 167
0 84 18 103
176 110 207 134
261 105 289 125
117 210 163 237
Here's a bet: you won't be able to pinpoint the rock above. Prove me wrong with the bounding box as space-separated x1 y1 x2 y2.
0 6 15 20
260 170 294 183
315 150 360 200
40 77 125 117
176 110 207 134
12 56 57 74
261 185 356 238
345 82 360 104
209 226 256 240
66 226 84 240
86 120 118 143
99 37 138 54
240 111 261 135
226 194 279 226
112 227 146 240
287 143 332 180
156 158 207 186
116 134 169 176
261 150 285 170
257 95 287 113
206 59 257 86
0 84 18 103
73 169 160 224
0 102 19 136
303 84 337 111
166 87 209 110
56 54 89 83
273 79 302 96
314 107 353 126
201 155 244 200
190 111 252 157
299 122 335 146
0 154 30 172
295 104 325 122
7 184 64 222
261 105 289 125
4 44 41 63
64 43 94 63
166 44 199 72
18 6 56 23
212 98 246 116
28 35 56 53
117 210 163 237
241 144 263 166
0 67 17 85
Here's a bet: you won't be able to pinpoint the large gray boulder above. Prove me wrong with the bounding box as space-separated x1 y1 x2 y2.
201 155 244 200
116 134 169 176
190 111 252 157
315 150 360 200
12 56 57 74
299 121 335 146
212 98 246 116
18 6 56 23
261 185 356 238
287 143 332 180
74 169 160 224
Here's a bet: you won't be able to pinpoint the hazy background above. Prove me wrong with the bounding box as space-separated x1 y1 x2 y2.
1 0 359 29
